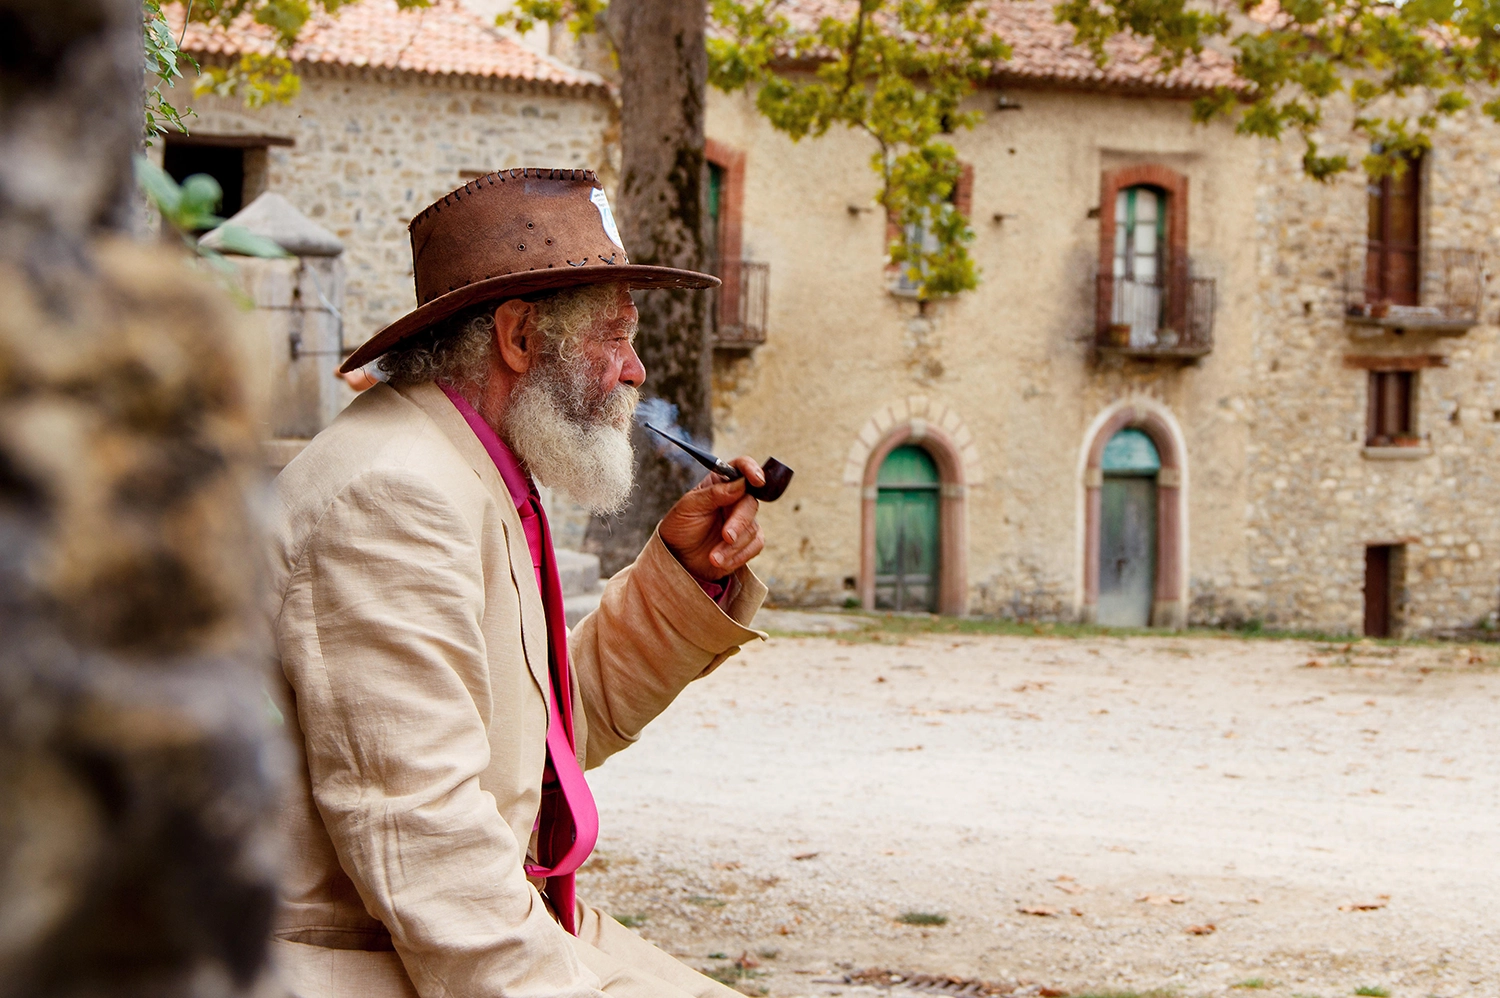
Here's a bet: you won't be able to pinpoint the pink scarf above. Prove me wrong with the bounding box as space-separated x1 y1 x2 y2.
440 383 599 934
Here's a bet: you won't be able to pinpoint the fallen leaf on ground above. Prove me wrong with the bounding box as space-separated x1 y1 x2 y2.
1301 659 1323 668
1339 895 1390 911
792 852 819 861
1018 905 1057 917
1040 989 1069 997
1137 894 1190 905
1185 923 1217 935
1247 896 1263 904
713 861 742 871
1054 882 1085 895
875 676 887 683
1070 908 1084 917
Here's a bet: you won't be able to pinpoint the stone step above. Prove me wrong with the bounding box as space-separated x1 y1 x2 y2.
554 548 602 599
563 590 603 629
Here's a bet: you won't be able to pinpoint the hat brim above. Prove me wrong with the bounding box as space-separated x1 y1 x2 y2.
339 264 720 374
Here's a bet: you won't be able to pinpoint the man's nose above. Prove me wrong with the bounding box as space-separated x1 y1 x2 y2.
620 343 646 388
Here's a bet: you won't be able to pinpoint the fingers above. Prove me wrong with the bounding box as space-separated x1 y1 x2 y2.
711 519 764 575
724 455 766 487
697 474 749 509
709 494 761 571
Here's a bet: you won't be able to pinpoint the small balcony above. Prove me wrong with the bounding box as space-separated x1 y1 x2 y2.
1095 268 1215 359
712 259 769 349
1344 244 1483 334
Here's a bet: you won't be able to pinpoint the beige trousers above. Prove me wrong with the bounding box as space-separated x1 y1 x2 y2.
573 901 741 998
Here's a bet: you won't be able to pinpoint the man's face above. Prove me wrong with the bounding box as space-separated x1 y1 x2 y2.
567 287 644 429
498 285 643 514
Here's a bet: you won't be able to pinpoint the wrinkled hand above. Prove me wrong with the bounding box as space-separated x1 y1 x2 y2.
659 456 766 580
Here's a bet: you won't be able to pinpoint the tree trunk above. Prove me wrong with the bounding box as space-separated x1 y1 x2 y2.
0 1 278 995
584 0 713 574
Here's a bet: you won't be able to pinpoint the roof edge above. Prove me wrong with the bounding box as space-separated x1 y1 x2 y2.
185 49 615 100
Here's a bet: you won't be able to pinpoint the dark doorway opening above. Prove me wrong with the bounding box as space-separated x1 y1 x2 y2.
1364 544 1405 637
163 141 248 224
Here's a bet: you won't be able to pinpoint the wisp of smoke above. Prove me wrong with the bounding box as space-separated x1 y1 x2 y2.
634 397 709 471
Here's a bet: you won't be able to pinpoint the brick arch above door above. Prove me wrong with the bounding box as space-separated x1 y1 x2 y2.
842 395 983 487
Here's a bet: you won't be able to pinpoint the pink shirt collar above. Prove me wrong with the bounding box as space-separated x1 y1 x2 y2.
438 382 530 510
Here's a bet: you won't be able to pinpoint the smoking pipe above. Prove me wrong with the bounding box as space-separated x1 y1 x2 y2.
643 423 794 502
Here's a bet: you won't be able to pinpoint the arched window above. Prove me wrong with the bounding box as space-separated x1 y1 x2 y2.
873 445 940 611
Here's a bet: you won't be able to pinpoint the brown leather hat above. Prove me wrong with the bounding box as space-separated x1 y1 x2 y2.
339 167 719 373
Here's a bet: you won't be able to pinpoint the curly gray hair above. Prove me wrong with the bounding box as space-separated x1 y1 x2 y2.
377 282 629 389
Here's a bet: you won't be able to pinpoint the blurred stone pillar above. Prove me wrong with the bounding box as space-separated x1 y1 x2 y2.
202 192 352 468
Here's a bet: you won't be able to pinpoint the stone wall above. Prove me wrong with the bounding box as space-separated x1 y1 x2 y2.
163 66 617 354
1244 100 1500 634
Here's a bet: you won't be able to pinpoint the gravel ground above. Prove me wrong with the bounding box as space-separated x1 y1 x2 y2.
575 627 1500 998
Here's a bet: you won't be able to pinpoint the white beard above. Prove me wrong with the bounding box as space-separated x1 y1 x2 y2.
499 360 638 515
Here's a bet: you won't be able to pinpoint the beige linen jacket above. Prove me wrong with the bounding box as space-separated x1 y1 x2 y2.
264 381 765 998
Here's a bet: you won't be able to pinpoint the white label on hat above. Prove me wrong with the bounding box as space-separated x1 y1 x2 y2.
591 187 625 250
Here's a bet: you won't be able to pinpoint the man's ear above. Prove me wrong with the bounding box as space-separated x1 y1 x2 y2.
493 299 535 375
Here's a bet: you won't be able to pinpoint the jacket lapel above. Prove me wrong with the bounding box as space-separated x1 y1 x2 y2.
399 381 552 704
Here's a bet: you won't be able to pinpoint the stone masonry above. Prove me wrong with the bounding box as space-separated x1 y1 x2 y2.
162 65 616 352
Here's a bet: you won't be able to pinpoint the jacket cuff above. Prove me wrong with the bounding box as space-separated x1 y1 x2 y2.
638 528 767 656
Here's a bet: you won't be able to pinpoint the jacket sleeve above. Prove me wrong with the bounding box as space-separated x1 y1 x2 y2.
282 467 606 998
569 528 767 769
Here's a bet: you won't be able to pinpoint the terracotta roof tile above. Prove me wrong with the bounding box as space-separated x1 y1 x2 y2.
776 0 1240 95
170 0 606 93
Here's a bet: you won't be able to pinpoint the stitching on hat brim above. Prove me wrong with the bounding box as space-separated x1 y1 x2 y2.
338 265 720 374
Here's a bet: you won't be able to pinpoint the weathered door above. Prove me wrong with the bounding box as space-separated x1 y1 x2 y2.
874 445 940 612
1096 429 1159 628
1364 545 1392 637
1366 153 1421 306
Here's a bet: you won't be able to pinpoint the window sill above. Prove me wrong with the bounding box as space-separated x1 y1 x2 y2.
1345 312 1477 336
1362 445 1432 460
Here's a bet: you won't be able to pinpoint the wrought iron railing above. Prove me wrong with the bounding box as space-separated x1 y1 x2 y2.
1344 244 1483 330
1094 271 1215 357
713 259 769 348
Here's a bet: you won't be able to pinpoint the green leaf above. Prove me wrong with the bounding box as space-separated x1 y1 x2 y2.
211 223 293 258
134 155 183 217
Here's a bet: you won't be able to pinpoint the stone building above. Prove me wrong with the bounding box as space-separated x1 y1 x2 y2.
162 0 614 351
700 2 1500 636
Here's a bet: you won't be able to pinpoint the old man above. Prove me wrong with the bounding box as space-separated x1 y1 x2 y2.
265 168 767 998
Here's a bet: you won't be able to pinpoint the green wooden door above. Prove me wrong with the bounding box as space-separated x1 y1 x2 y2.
1097 429 1159 627
874 446 940 611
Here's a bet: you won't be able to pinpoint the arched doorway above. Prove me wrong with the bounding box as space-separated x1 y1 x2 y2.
850 399 974 616
1081 404 1186 629
873 445 940 611
1096 429 1160 627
